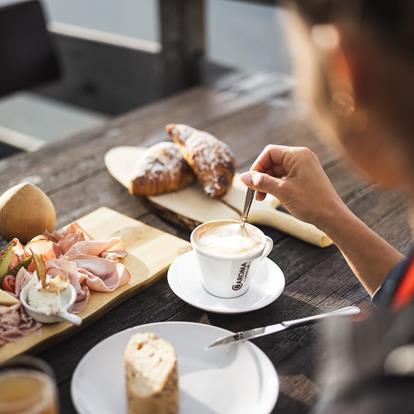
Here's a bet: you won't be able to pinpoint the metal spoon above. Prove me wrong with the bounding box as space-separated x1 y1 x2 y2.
240 188 255 229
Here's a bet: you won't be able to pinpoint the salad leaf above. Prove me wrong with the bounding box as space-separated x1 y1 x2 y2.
8 256 33 276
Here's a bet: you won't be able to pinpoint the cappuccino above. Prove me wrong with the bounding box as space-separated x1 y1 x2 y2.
191 220 274 298
194 221 263 258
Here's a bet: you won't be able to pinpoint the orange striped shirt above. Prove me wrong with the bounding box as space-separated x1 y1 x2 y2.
392 258 414 308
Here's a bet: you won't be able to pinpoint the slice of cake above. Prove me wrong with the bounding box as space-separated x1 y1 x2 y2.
124 332 179 414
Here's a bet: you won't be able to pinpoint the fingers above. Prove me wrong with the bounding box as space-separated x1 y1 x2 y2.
255 191 267 201
250 145 289 175
241 145 317 201
243 145 290 200
240 171 284 199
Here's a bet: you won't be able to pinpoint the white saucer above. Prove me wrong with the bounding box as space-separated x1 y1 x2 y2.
167 251 285 314
71 322 279 414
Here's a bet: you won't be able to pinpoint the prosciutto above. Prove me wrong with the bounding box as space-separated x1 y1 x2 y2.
15 267 33 297
64 238 121 257
0 303 40 346
43 226 131 313
46 254 130 313
45 223 88 256
0 223 130 346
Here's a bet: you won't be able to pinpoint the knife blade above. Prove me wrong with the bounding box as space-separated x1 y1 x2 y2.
207 306 360 349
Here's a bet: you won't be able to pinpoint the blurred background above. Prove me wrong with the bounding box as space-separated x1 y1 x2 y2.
0 0 290 158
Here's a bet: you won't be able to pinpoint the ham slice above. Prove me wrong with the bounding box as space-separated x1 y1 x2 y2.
65 255 131 292
14 268 33 297
1 221 130 345
0 303 40 346
45 223 88 256
64 238 121 257
46 253 130 313
101 250 128 261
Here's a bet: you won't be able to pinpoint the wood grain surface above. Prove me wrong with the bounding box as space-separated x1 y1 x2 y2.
0 71 408 414
105 146 331 246
0 207 190 363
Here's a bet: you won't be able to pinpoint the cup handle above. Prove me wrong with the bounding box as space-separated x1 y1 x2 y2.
260 236 273 260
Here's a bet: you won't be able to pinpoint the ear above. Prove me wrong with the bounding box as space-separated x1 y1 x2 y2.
312 24 376 108
311 24 354 100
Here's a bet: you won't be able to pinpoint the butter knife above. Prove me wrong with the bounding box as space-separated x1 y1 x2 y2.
207 306 360 348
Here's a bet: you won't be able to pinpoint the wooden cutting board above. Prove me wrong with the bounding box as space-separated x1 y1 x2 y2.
0 207 190 363
105 146 332 247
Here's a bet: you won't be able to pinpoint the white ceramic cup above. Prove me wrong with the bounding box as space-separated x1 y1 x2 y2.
191 220 273 298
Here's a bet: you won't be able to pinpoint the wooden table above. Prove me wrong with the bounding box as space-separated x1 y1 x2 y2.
0 72 409 413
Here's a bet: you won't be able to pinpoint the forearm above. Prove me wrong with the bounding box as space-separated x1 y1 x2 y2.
319 205 403 295
240 145 404 294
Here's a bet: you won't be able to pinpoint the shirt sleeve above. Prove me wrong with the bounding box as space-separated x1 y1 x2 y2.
372 258 410 307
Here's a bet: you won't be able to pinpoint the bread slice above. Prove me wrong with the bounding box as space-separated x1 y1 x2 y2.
124 332 179 414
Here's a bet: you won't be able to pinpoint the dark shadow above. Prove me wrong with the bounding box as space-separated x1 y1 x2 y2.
0 142 21 159
273 392 310 414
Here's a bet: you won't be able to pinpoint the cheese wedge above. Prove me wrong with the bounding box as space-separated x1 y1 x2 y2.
0 289 19 306
125 332 178 414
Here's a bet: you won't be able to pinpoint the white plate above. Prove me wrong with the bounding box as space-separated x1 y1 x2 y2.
71 322 278 414
168 251 285 314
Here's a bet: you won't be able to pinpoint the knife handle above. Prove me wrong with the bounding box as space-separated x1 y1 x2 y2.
249 208 333 248
281 306 361 329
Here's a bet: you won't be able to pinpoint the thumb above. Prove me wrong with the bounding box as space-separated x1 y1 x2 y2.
240 171 283 199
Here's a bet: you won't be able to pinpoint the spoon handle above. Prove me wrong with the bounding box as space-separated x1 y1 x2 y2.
241 188 255 226
58 311 82 326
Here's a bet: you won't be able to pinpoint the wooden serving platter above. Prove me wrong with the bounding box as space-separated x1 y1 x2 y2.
105 146 332 247
0 207 190 363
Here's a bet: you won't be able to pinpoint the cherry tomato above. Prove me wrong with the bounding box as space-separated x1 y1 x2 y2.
2 275 16 293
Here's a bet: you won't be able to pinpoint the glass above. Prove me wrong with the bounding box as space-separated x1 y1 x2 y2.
0 356 59 414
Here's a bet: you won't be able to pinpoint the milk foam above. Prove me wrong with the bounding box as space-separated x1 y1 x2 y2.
196 222 262 257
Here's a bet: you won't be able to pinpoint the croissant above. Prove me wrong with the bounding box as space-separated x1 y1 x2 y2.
129 142 195 196
166 124 235 198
